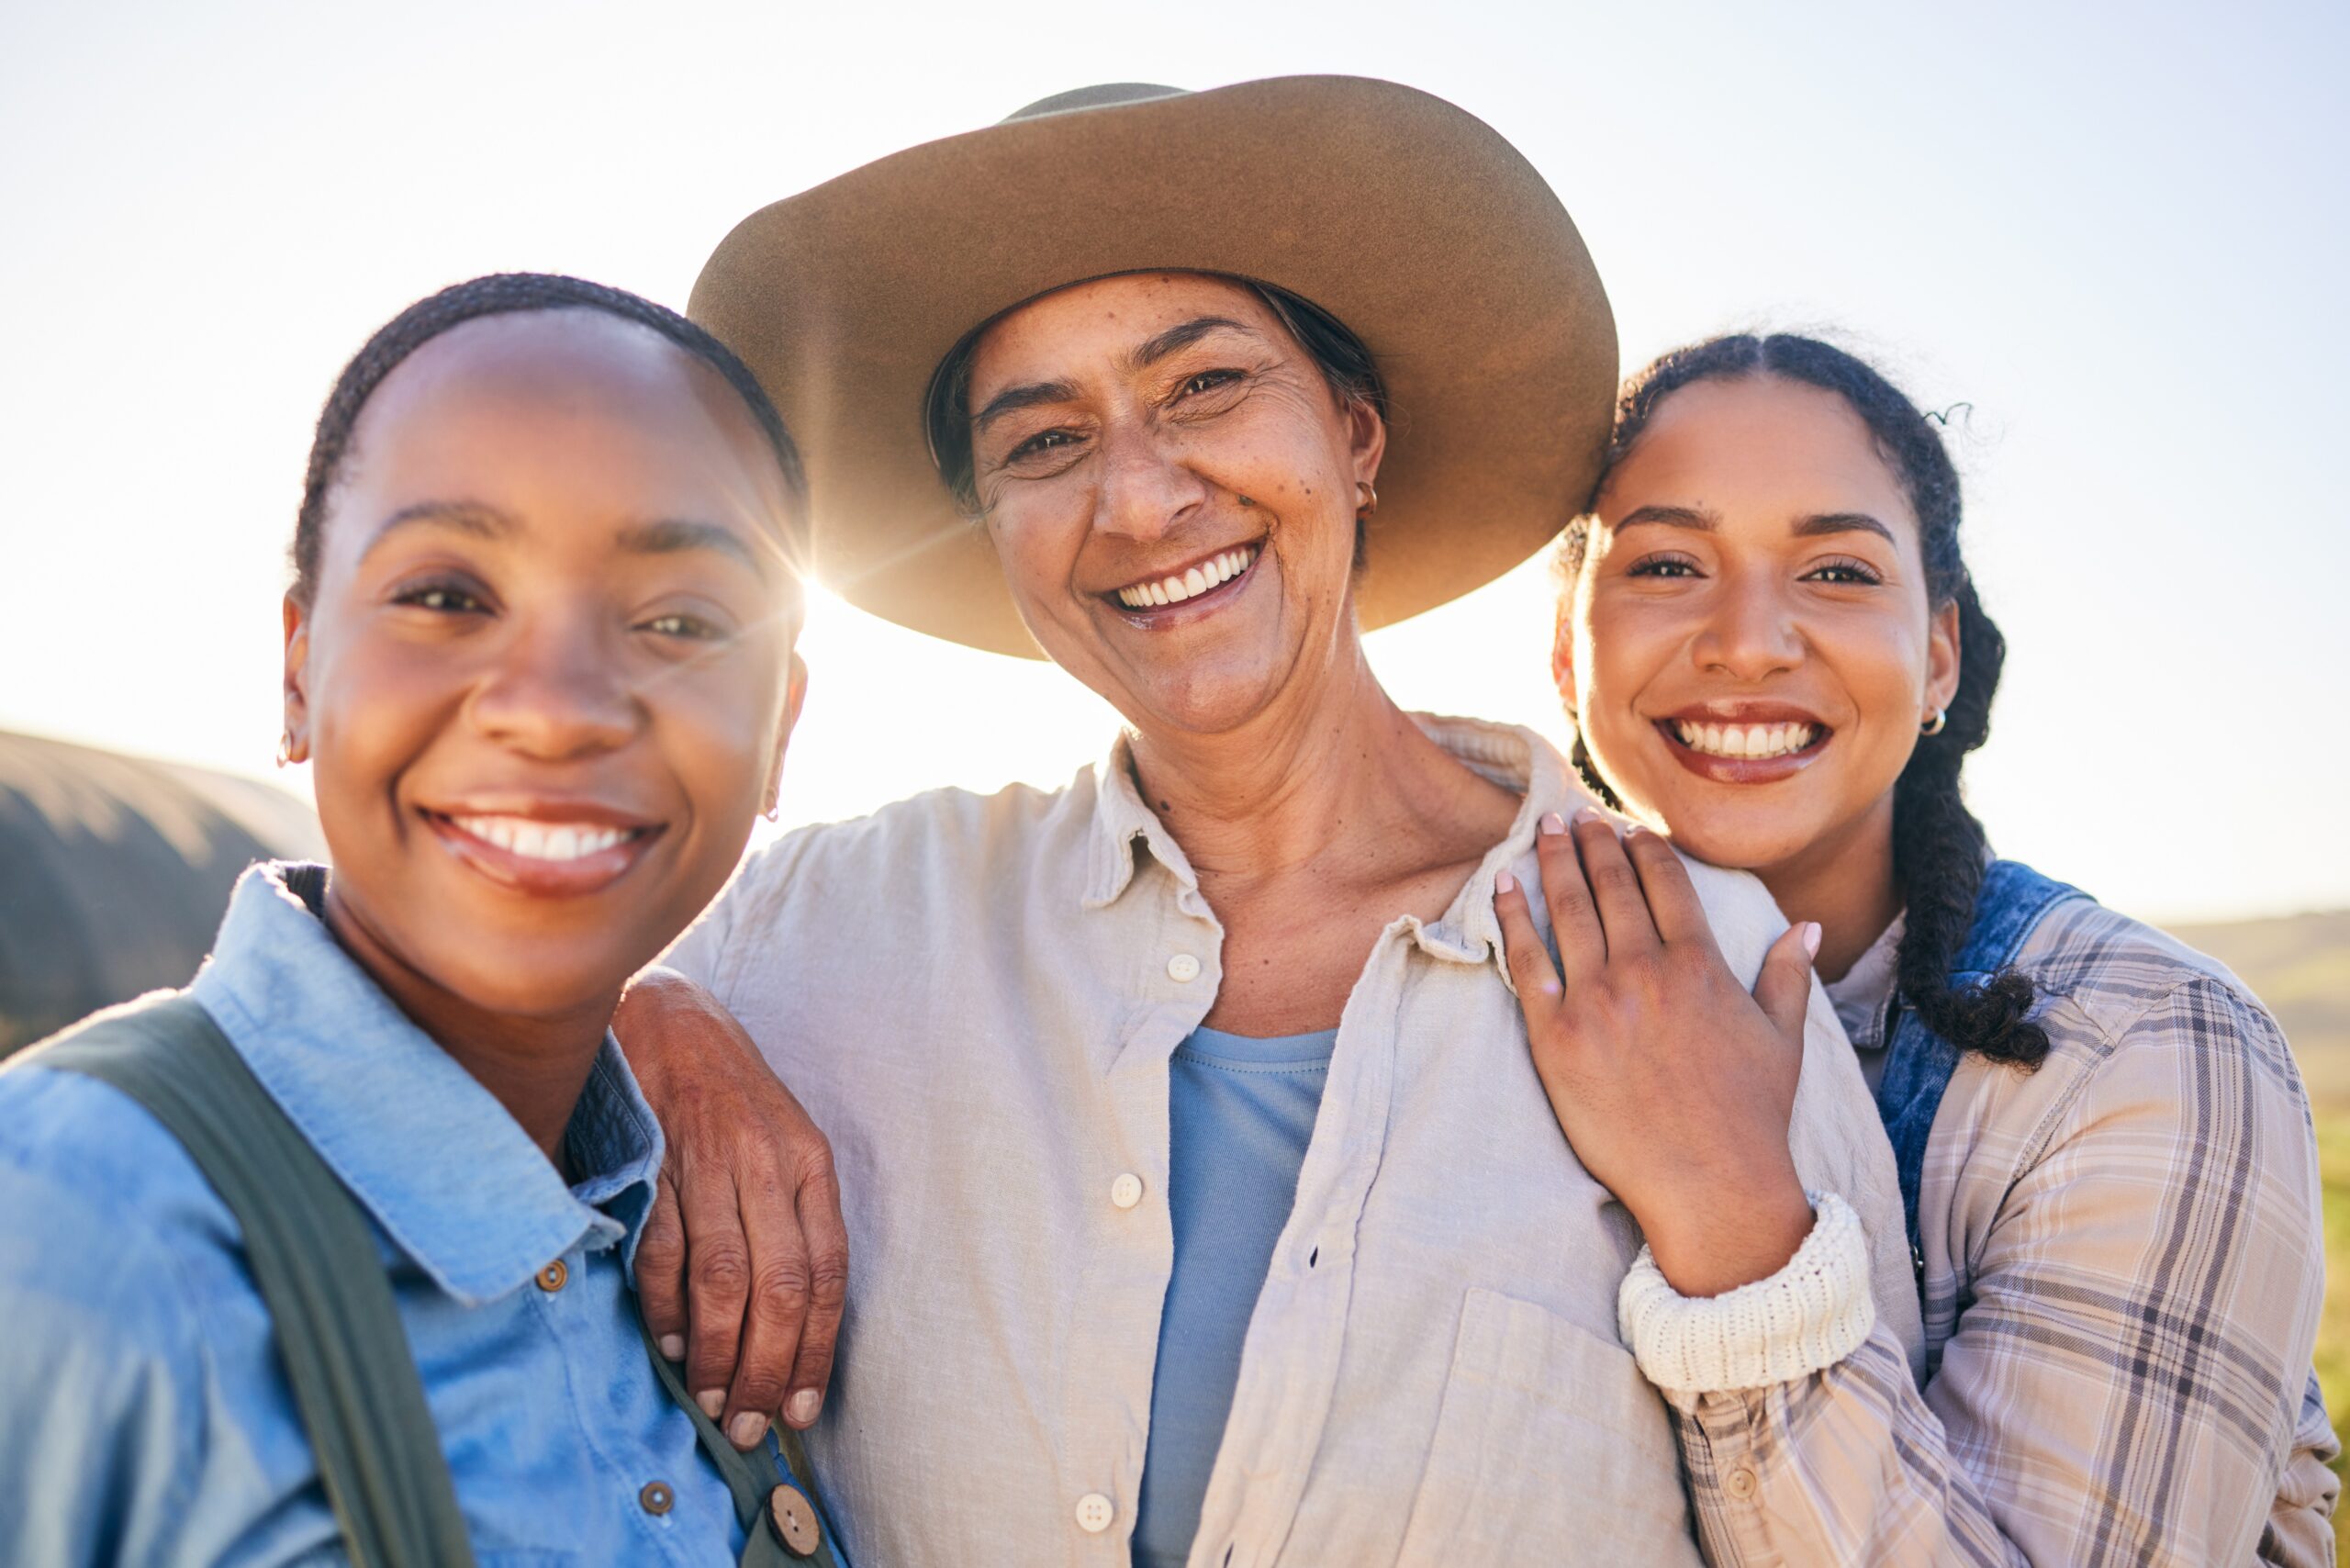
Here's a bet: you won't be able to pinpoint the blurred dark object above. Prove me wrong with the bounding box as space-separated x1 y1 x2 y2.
0 733 324 1057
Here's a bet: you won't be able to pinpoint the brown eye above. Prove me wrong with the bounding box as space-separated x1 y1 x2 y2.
1180 369 1242 398
1805 558 1883 586
1009 428 1080 462
394 581 487 614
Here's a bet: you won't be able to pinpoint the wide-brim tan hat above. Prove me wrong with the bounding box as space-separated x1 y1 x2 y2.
691 75 1617 658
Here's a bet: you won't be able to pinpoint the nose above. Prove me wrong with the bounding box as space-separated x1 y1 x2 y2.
1690 571 1805 682
467 610 641 760
1091 416 1209 544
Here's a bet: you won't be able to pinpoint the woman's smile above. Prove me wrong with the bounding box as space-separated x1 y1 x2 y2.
420 801 666 898
1651 700 1833 784
1106 540 1264 621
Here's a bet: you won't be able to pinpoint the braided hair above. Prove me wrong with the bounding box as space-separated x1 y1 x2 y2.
1564 333 2046 1070
290 273 809 605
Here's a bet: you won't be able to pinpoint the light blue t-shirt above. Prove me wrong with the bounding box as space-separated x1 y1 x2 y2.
1132 1025 1338 1568
0 862 823 1566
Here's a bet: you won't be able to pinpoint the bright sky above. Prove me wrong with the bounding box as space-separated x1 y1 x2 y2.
2 0 2343 923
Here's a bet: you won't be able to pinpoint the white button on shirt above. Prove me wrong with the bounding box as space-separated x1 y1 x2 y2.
1076 1492 1116 1534
665 717 1921 1567
1110 1172 1146 1211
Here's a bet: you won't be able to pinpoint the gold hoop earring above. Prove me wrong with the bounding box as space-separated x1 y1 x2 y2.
1920 709 1947 737
274 733 294 768
1355 480 1378 521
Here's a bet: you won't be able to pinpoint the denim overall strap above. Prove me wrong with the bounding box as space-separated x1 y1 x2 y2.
1873 860 2094 1260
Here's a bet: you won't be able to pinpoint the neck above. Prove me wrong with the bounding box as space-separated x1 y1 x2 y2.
321 889 612 1173
1125 634 1501 889
1754 793 1905 982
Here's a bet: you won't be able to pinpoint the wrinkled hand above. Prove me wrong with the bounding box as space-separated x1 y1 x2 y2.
612 968 846 1448
1494 811 1819 1297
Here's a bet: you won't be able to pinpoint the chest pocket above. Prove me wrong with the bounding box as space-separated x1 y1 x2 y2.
1393 1288 1702 1567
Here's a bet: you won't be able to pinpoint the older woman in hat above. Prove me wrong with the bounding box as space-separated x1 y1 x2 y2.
620 78 1921 1567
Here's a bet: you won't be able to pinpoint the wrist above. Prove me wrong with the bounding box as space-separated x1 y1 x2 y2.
1640 1173 1815 1299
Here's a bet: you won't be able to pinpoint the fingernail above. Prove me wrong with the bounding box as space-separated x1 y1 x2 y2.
1801 922 1822 958
1540 812 1567 835
696 1390 724 1420
728 1411 767 1448
658 1335 685 1361
1495 869 1516 895
787 1388 822 1426
1572 805 1605 825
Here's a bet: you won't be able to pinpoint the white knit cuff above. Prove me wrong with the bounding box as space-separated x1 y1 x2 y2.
1617 1192 1876 1394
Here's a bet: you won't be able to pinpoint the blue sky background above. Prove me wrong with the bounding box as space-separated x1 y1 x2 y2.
1 0 2343 920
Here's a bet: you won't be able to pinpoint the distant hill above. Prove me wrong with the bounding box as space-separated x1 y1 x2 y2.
2165 910 2350 1107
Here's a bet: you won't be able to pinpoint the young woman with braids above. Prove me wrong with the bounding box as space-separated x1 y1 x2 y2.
1494 334 2336 1564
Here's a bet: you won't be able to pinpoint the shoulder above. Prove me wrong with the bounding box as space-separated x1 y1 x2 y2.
673 772 1100 991
2011 886 2300 1093
0 1058 241 1324
0 1060 223 1517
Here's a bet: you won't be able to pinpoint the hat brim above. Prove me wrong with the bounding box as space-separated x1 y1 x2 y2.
691 74 1617 658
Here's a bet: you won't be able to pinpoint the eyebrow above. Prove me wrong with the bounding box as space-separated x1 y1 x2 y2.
363 500 768 577
615 518 771 578
1126 315 1255 372
361 499 519 559
973 378 1081 433
1789 511 1897 544
970 316 1261 434
1611 504 1897 546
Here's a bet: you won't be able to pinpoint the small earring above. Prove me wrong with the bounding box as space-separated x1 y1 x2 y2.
1355 480 1379 521
762 802 781 823
274 733 294 768
1920 709 1947 736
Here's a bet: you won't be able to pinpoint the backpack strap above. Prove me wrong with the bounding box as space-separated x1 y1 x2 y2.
25 994 477 1568
1874 860 2094 1261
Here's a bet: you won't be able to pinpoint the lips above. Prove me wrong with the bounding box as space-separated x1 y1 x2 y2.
420 805 664 898
1652 705 1832 784
1107 543 1260 618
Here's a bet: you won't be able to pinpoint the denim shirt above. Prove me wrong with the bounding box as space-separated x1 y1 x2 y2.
0 862 800 1566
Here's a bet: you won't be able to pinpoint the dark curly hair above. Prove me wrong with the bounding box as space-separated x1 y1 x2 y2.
290 272 809 605
1563 333 2046 1070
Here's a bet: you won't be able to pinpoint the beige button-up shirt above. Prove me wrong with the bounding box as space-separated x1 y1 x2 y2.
667 716 1921 1567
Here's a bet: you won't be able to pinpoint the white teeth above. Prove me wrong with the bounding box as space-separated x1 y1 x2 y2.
1673 721 1820 760
451 815 636 861
1114 545 1259 609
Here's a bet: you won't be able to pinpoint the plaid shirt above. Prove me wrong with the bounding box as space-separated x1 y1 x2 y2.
1662 893 2337 1565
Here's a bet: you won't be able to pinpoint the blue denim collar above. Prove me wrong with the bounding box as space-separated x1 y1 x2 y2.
186 862 666 1305
1873 858 2091 1260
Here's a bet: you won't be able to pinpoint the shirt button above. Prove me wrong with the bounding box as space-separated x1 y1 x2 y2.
1725 1466 1759 1500
1075 1492 1116 1533
1166 953 1201 982
1110 1172 1145 1210
639 1480 675 1515
767 1482 822 1557
535 1260 568 1293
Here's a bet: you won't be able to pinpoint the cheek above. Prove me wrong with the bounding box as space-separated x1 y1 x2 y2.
303 624 453 810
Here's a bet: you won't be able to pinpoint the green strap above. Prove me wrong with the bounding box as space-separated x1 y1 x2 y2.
27 996 477 1568
632 1308 845 1567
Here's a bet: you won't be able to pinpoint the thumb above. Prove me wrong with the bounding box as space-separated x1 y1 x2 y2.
1753 921 1820 1043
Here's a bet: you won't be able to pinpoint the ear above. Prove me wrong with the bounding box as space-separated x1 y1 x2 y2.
1347 398 1388 489
281 592 314 766
1924 597 1962 720
761 651 810 819
1550 590 1577 717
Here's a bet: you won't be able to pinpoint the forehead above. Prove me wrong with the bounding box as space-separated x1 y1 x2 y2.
1603 375 1916 530
967 272 1284 388
342 310 788 521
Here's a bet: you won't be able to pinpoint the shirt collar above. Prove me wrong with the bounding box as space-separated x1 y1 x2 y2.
1080 714 1594 984
187 862 666 1305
